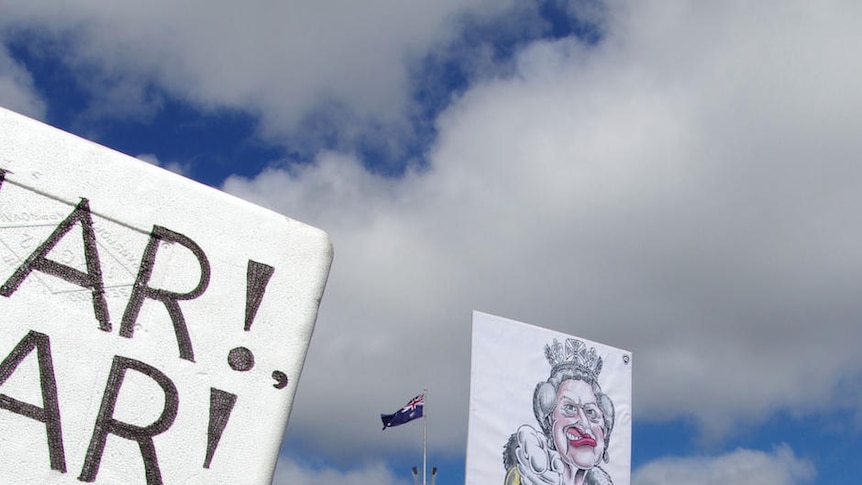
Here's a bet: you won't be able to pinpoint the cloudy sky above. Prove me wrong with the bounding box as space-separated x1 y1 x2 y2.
2 0 861 483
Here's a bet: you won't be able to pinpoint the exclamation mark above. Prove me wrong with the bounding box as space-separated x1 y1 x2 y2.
227 261 275 372
204 260 275 469
204 388 237 469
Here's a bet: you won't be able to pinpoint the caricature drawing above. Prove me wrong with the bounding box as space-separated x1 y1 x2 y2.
503 338 615 485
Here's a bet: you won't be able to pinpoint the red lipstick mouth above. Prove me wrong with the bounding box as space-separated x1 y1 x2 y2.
565 427 597 448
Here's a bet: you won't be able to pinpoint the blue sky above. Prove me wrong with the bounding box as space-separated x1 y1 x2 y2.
2 1 862 484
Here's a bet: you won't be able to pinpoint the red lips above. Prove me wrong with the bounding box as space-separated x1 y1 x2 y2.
566 427 597 447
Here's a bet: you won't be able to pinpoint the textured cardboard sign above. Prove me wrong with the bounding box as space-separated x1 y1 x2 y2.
0 107 333 484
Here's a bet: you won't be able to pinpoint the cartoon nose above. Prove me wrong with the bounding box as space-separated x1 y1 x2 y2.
574 406 588 423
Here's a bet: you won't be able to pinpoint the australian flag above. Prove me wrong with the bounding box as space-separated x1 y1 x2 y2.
381 394 424 430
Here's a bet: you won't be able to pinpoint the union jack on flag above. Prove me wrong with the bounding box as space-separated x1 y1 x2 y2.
381 393 424 430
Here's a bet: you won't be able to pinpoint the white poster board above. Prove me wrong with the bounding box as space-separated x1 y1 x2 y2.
0 107 333 484
465 311 632 485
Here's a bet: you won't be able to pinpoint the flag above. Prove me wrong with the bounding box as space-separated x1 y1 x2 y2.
381 393 424 430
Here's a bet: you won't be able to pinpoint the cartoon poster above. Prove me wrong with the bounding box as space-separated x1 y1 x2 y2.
465 312 632 485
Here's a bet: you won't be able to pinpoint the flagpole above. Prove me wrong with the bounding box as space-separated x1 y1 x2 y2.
422 388 428 485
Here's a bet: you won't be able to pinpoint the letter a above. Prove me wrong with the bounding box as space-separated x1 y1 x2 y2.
0 199 110 331
0 331 66 472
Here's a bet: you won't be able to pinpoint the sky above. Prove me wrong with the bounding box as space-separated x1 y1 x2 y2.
1 0 861 483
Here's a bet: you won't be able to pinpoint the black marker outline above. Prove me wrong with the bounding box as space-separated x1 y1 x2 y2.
245 261 274 331
204 388 237 469
78 356 178 484
0 331 66 473
0 198 111 331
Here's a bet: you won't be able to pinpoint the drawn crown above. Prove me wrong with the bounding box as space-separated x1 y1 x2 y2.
544 338 603 378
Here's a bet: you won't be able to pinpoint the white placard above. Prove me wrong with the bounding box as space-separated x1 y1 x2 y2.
0 107 333 484
465 311 632 485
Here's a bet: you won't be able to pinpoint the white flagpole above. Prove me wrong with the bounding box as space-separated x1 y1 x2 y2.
423 388 428 485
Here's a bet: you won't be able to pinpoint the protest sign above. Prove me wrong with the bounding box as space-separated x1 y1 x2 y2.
0 107 333 484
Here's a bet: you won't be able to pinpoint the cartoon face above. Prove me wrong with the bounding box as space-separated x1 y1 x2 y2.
550 379 605 470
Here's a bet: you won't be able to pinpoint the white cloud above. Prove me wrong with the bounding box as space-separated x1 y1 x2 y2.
0 0 520 145
633 445 816 485
0 45 46 119
3 0 861 469
223 0 862 460
272 457 404 485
